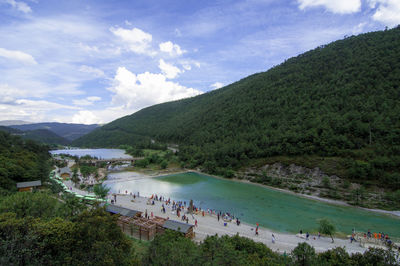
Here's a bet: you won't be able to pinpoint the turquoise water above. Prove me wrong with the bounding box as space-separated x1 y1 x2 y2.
50 148 132 159
106 172 400 237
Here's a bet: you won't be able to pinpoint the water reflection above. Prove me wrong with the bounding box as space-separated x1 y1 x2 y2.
50 148 132 159
106 172 400 237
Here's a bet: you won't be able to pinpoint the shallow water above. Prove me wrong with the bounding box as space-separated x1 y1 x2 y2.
106 172 400 237
50 148 132 159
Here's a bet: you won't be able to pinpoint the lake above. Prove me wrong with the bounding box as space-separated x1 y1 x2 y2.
50 148 132 159
106 171 400 237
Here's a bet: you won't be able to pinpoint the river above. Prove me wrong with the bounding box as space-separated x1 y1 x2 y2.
106 171 400 237
50 148 132 159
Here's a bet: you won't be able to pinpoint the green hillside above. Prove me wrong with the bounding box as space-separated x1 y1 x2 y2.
23 129 70 146
74 27 400 190
0 131 51 192
0 126 70 146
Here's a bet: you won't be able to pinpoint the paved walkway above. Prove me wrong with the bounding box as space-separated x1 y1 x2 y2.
111 193 368 254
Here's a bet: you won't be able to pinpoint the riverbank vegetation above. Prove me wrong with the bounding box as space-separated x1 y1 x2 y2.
121 145 180 171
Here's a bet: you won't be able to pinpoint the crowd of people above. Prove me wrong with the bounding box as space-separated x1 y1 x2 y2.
363 229 394 246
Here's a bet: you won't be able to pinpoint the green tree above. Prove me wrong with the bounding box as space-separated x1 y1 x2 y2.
146 230 198 265
318 218 336 243
160 160 168 169
0 192 63 219
93 183 110 199
351 186 366 205
71 168 80 187
79 165 96 178
322 177 330 188
317 247 351 265
291 242 316 266
0 208 137 265
135 158 149 168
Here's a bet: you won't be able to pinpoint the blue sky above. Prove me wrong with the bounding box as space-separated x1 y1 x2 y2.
0 0 399 124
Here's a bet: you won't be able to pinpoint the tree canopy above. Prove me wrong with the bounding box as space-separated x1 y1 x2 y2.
0 131 51 192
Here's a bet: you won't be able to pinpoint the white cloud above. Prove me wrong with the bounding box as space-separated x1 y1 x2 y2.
158 59 182 79
0 98 79 123
110 26 156 56
79 65 105 78
352 22 367 34
87 96 101 102
72 110 101 124
4 0 32 13
0 84 28 103
78 43 99 53
0 47 37 65
73 96 101 106
297 0 361 14
179 59 201 70
368 0 400 27
159 41 185 56
210 82 224 90
108 67 202 111
14 99 76 109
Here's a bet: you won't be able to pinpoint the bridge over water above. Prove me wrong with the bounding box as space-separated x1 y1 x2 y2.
80 157 145 164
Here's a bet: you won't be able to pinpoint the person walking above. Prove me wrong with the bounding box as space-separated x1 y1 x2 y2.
272 234 276 244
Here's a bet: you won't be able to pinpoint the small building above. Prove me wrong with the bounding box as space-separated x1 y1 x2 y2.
105 205 142 218
16 180 42 192
118 216 157 241
60 167 71 180
152 216 168 234
162 220 195 238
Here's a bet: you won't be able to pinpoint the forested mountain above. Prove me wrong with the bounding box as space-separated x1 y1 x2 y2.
0 126 70 146
0 126 21 134
0 131 51 192
22 129 71 145
11 122 99 141
74 27 400 189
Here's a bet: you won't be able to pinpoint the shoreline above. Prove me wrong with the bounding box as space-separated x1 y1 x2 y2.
60 170 397 254
110 168 400 219
110 193 371 254
196 170 400 218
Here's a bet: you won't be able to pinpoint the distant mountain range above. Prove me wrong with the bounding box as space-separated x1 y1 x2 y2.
0 120 31 126
0 126 70 145
10 122 100 141
0 122 100 146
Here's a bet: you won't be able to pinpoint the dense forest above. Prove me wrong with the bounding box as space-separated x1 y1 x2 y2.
73 27 400 191
0 131 51 193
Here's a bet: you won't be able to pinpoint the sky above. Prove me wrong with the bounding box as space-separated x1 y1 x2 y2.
0 0 399 124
